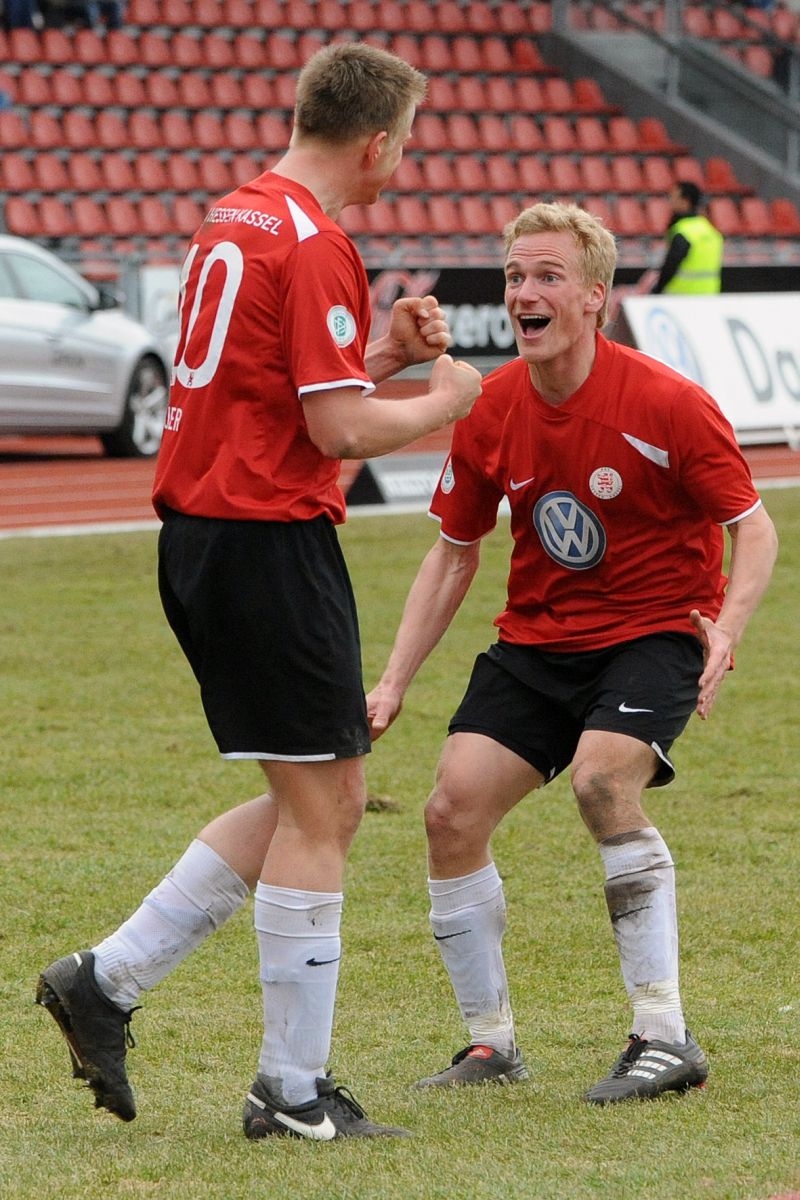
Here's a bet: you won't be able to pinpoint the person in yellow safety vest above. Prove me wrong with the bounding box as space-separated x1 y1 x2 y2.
651 180 724 294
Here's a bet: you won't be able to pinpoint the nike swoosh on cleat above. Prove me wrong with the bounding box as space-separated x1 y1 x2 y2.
305 956 342 966
433 929 472 941
618 702 654 713
274 1111 337 1140
509 476 535 491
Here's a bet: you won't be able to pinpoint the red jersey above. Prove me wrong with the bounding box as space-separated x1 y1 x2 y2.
430 334 761 651
153 172 374 523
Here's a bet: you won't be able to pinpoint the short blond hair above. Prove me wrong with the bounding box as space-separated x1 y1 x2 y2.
294 43 427 144
503 202 618 328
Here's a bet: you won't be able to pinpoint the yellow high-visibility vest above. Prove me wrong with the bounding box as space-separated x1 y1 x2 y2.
663 215 724 294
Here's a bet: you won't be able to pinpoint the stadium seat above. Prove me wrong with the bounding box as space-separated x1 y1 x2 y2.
166 154 201 191
18 68 50 107
511 39 551 71
428 195 464 235
444 114 480 153
192 111 226 150
517 156 551 194
128 0 160 23
582 196 614 227
614 196 649 236
8 28 40 65
160 111 194 149
0 70 16 105
285 0 316 29
741 46 773 79
72 29 106 66
513 78 547 111
221 0 254 22
549 157 581 195
436 0 468 32
253 0 284 23
234 33 268 68
174 196 207 237
173 32 205 69
365 199 401 237
240 74 273 109
712 8 745 40
542 117 577 153
1 152 35 192
771 8 798 40
139 197 178 238
4 197 39 238
450 35 483 73
496 0 528 33
574 77 619 113
463 1 495 34
683 6 713 38
740 197 773 236
460 195 495 235
115 72 148 108
201 32 235 68
453 76 488 111
638 116 681 152
102 152 137 192
391 156 424 192
106 31 139 66
422 155 457 193
509 115 545 153
673 155 705 189
705 157 746 194
484 77 519 113
106 196 143 238
192 0 224 25
317 0 349 30
133 153 169 192
231 153 266 186
484 156 515 192
273 74 297 108
199 155 234 195
611 156 645 193
128 111 163 150
454 156 489 192
427 76 459 112
477 114 512 152
177 72 215 109
39 196 74 239
642 156 675 193
139 32 172 67
145 73 180 108
541 78 576 113
420 35 451 72
770 198 800 235
412 113 448 152
74 197 110 239
527 1 553 33
254 112 289 150
575 116 610 152
33 153 69 193
607 117 640 152
708 197 745 236
40 28 72 63
482 36 514 73
644 196 672 234
579 156 613 193
265 32 300 69
488 195 518 231
78 70 114 109
31 110 64 150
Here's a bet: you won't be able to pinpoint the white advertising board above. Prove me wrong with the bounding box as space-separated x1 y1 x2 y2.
621 293 800 444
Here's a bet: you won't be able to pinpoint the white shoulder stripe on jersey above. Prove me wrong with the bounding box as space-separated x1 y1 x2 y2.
298 378 376 396
285 194 319 242
621 432 670 468
721 498 762 525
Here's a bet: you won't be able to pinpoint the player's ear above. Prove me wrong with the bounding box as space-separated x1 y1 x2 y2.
364 129 388 167
586 282 605 314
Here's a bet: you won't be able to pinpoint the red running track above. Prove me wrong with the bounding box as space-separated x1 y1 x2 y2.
0 433 797 536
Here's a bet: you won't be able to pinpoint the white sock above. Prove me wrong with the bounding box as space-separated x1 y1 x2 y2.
254 883 342 1106
429 863 515 1057
92 839 250 1010
599 827 686 1044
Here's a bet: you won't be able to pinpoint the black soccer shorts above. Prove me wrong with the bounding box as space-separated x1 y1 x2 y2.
448 633 704 787
158 509 371 761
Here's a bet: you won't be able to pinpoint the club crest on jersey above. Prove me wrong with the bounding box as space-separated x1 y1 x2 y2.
326 305 357 347
440 456 455 494
533 491 606 570
589 467 623 499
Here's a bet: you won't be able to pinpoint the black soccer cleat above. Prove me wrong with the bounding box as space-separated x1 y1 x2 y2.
36 950 138 1121
585 1030 709 1104
414 1044 529 1088
243 1072 412 1140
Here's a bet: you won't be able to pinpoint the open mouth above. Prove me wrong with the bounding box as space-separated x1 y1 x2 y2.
518 315 551 336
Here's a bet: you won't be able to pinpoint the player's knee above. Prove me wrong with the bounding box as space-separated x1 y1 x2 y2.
424 785 481 851
571 763 623 818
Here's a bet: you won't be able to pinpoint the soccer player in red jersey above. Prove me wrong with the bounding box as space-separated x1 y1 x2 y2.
367 202 778 1102
36 44 481 1140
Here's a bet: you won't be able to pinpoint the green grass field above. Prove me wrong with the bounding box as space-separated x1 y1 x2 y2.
1 489 798 1200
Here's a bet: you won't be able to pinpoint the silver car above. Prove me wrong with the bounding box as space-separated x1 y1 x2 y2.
0 235 170 457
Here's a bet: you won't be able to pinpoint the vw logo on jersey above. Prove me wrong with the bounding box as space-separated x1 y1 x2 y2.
644 307 704 386
326 305 357 348
533 491 606 570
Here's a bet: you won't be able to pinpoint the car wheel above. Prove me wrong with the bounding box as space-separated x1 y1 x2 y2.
100 355 169 458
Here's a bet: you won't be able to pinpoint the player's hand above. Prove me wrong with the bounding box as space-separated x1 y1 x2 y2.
387 295 451 366
690 608 734 720
429 353 483 421
366 682 404 741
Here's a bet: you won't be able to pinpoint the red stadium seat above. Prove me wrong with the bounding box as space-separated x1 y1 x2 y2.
191 111 226 150
254 112 289 150
673 155 705 189
199 155 234 195
0 70 17 105
513 78 547 111
39 196 74 239
463 0 495 33
317 0 349 30
128 0 160 22
496 0 528 33
139 196 177 237
511 39 549 71
607 116 639 152
611 156 645 193
528 2 552 33
712 8 744 40
488 195 518 231
161 111 194 149
638 116 680 152
540 78 576 113
770 198 800 235
451 35 483 73
8 28 41 64
80 70 114 108
614 196 649 236
391 156 424 192
235 33 268 68
453 76 488 111
428 195 464 235
460 195 494 235
265 32 299 69
5 197 39 238
642 156 675 193
396 195 431 234
33 153 69 192
1 152 35 191
644 196 672 234
139 32 172 67
134 153 169 192
481 36 514 73
683 5 713 38
412 113 448 152
741 46 773 79
454 156 489 192
740 197 773 236
583 196 614 227
101 152 137 192
704 157 741 193
252 0 283 23
222 0 256 24
192 0 224 24
115 72 148 107
542 117 577 152
406 0 437 31
31 110 64 149
230 153 265 186
477 114 512 152
166 154 201 191
173 32 205 68
427 76 459 112
40 28 72 63
446 114 480 153
484 156 517 193
284 0 316 28
518 156 551 194
509 115 545 153
241 74 273 108
708 197 745 236
18 68 50 107
422 155 457 193
579 156 613 193
420 35 451 72
273 73 297 109
549 157 581 195
74 197 110 239
72 29 106 66
106 31 139 66
435 0 468 33
174 196 206 237
178 72 215 109
575 116 610 152
128 111 162 150
484 77 519 113
107 196 141 238
573 77 618 112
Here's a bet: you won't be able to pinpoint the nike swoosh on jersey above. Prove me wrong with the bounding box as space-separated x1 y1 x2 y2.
618 702 655 713
273 1111 337 1140
509 476 535 491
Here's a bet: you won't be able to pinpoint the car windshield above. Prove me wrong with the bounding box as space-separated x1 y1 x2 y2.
5 252 91 309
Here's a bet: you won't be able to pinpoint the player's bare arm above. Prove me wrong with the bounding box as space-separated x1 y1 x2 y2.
365 295 452 383
367 537 481 739
303 354 482 459
691 503 778 719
